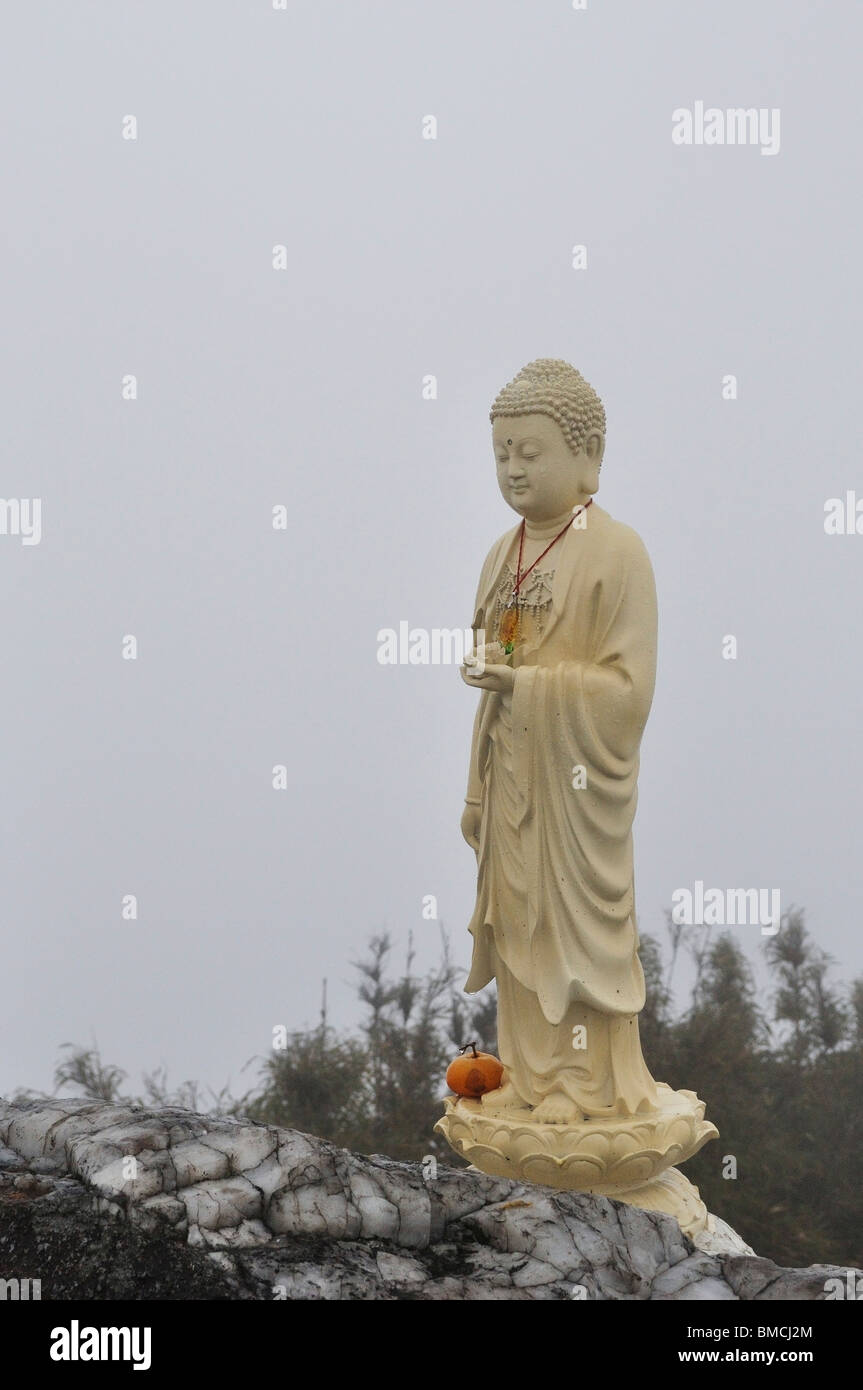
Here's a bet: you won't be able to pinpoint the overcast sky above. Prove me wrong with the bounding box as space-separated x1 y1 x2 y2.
2 0 861 1101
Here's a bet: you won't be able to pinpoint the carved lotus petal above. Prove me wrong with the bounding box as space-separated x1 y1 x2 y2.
435 1088 719 1194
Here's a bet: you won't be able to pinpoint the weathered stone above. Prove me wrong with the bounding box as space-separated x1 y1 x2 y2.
0 1098 858 1301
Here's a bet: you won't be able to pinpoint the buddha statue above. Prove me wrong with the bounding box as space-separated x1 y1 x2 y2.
436 359 717 1235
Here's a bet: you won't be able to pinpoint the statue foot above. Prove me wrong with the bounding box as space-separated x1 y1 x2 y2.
480 1080 526 1113
531 1092 584 1125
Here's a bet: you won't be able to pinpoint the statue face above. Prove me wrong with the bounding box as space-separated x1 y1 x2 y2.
493 413 604 522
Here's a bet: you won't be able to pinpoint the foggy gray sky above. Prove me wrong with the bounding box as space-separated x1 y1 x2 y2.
2 0 861 1100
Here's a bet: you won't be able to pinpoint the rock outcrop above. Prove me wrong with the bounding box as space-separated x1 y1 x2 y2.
0 1099 855 1301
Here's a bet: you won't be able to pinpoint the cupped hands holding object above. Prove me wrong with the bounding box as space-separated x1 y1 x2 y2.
460 658 515 695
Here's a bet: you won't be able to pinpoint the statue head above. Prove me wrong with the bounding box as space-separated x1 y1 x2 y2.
490 359 606 523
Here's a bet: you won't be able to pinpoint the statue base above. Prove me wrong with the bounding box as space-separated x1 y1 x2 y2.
435 1082 718 1239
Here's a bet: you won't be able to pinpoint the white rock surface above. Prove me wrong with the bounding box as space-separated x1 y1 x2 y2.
693 1212 757 1258
0 1098 854 1301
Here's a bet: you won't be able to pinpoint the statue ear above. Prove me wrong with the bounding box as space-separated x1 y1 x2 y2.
584 430 605 464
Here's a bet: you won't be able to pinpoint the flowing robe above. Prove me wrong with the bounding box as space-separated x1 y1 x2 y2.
464 504 660 1115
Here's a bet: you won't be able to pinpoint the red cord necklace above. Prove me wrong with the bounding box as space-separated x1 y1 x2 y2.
499 499 592 652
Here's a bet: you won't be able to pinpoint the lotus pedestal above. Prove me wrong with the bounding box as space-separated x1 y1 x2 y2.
435 1082 718 1238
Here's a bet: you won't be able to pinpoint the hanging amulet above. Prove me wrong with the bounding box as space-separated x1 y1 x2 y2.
498 604 519 651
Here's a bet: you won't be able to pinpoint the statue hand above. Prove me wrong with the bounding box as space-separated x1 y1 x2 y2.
460 802 481 853
460 662 515 695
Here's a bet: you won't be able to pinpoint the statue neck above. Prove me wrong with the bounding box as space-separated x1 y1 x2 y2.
523 509 584 540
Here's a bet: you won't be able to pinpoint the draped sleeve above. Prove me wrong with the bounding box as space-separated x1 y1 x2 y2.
509 526 657 1023
464 530 518 806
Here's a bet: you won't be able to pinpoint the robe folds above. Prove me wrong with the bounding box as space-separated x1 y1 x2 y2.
464 504 657 1031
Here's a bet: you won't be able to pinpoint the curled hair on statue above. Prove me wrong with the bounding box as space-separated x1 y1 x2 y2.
490 358 606 457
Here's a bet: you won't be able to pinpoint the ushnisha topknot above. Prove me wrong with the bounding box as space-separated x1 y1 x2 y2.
490 358 606 457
